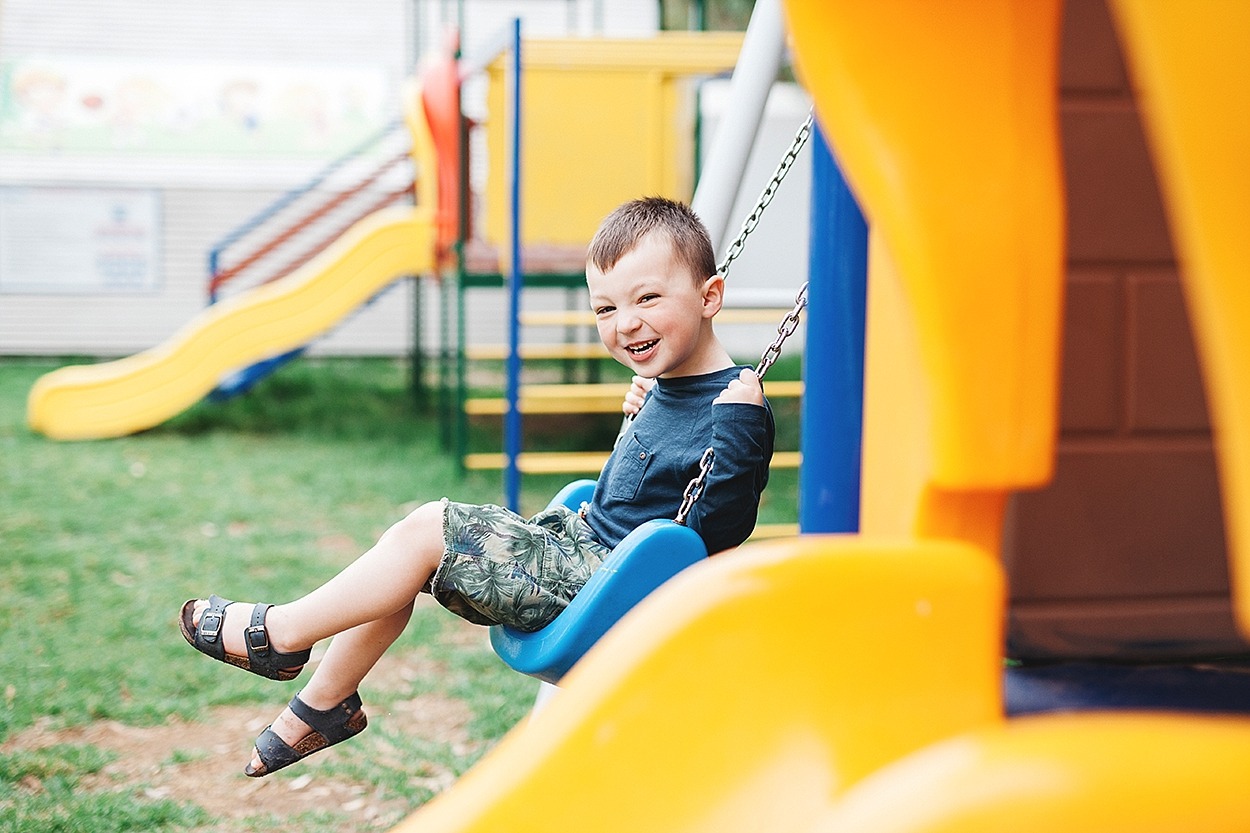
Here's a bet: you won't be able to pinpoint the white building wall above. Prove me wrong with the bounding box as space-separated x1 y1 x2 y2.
0 0 416 357
0 0 663 359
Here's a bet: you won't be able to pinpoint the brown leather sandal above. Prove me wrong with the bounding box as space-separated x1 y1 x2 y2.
245 691 368 777
179 595 311 681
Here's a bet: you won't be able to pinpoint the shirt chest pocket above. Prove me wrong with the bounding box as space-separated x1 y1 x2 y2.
607 434 653 500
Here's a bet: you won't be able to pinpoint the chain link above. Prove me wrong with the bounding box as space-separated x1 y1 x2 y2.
716 110 815 279
755 282 808 381
675 447 716 526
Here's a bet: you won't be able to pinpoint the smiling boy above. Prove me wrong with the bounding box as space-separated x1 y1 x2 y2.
583 197 775 553
179 196 774 777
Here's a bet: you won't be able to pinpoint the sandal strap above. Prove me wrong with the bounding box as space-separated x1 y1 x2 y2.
181 595 310 681
193 595 233 660
288 691 365 745
242 603 312 680
252 725 302 773
249 692 366 776
245 604 274 658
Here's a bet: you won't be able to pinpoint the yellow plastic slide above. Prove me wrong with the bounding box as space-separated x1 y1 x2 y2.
27 206 434 441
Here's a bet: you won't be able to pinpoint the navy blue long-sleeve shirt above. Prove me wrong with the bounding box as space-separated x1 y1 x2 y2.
586 365 774 554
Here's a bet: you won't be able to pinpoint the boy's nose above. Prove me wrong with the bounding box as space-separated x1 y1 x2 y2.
617 310 641 334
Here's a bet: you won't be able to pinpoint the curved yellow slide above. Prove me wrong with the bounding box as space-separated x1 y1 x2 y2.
27 205 434 441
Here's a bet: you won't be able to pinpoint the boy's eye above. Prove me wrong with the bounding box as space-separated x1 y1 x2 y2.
594 306 614 316
639 293 659 303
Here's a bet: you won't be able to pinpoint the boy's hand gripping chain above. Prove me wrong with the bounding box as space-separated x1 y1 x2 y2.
674 281 808 526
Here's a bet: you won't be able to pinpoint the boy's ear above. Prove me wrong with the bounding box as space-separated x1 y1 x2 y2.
701 274 725 318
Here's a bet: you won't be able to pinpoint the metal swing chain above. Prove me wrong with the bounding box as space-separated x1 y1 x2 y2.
675 447 717 526
755 281 808 381
716 110 815 280
674 281 809 526
670 111 815 526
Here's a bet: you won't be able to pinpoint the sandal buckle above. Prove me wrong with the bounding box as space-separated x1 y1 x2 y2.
199 611 223 643
245 624 270 654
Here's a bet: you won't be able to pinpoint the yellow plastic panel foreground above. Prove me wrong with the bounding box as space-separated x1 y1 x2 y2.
781 0 1065 491
812 713 1250 833
1109 2 1250 639
391 537 1004 833
27 207 434 440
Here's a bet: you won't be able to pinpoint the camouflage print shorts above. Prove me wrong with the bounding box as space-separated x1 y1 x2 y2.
427 499 610 632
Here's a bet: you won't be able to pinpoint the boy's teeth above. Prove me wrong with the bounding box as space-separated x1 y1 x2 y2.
628 340 658 354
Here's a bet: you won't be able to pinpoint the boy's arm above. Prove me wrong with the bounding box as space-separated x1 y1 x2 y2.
691 374 774 553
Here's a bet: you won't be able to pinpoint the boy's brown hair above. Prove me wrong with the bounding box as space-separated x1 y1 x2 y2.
587 196 717 286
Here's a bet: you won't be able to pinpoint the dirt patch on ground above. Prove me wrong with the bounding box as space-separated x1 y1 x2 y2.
3 645 484 831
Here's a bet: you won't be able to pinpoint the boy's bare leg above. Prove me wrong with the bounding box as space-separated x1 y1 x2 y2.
270 500 446 645
246 600 415 774
188 501 446 660
186 501 448 767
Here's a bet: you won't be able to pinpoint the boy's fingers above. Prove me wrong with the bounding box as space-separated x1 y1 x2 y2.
623 376 654 415
738 368 761 389
713 368 764 405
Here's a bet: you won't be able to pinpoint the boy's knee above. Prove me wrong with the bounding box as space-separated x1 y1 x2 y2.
384 500 445 547
405 500 445 530
411 499 444 516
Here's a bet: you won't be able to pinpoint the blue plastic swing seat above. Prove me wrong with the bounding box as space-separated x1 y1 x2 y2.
489 479 709 684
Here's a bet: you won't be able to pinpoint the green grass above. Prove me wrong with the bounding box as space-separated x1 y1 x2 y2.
0 354 800 831
0 745 208 833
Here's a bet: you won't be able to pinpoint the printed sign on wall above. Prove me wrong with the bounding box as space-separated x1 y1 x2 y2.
0 186 161 293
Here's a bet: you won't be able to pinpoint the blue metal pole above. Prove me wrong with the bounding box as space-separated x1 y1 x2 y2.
799 123 868 534
504 18 523 512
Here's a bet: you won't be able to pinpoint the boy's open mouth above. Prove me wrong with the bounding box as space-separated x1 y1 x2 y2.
627 339 658 356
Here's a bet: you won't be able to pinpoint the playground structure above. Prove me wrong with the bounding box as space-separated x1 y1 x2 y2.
20 0 1250 825
24 27 808 498
23 82 441 440
444 30 809 484
373 1 1250 831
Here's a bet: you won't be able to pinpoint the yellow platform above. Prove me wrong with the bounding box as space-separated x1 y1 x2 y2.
463 449 801 474
463 380 803 415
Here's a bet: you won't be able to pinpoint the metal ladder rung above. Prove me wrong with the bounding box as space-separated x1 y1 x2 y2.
465 383 627 415
518 307 800 328
464 451 610 473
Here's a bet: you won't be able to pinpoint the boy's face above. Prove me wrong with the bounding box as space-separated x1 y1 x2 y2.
586 232 723 378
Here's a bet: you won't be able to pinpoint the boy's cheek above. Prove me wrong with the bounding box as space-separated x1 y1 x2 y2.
595 323 614 346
